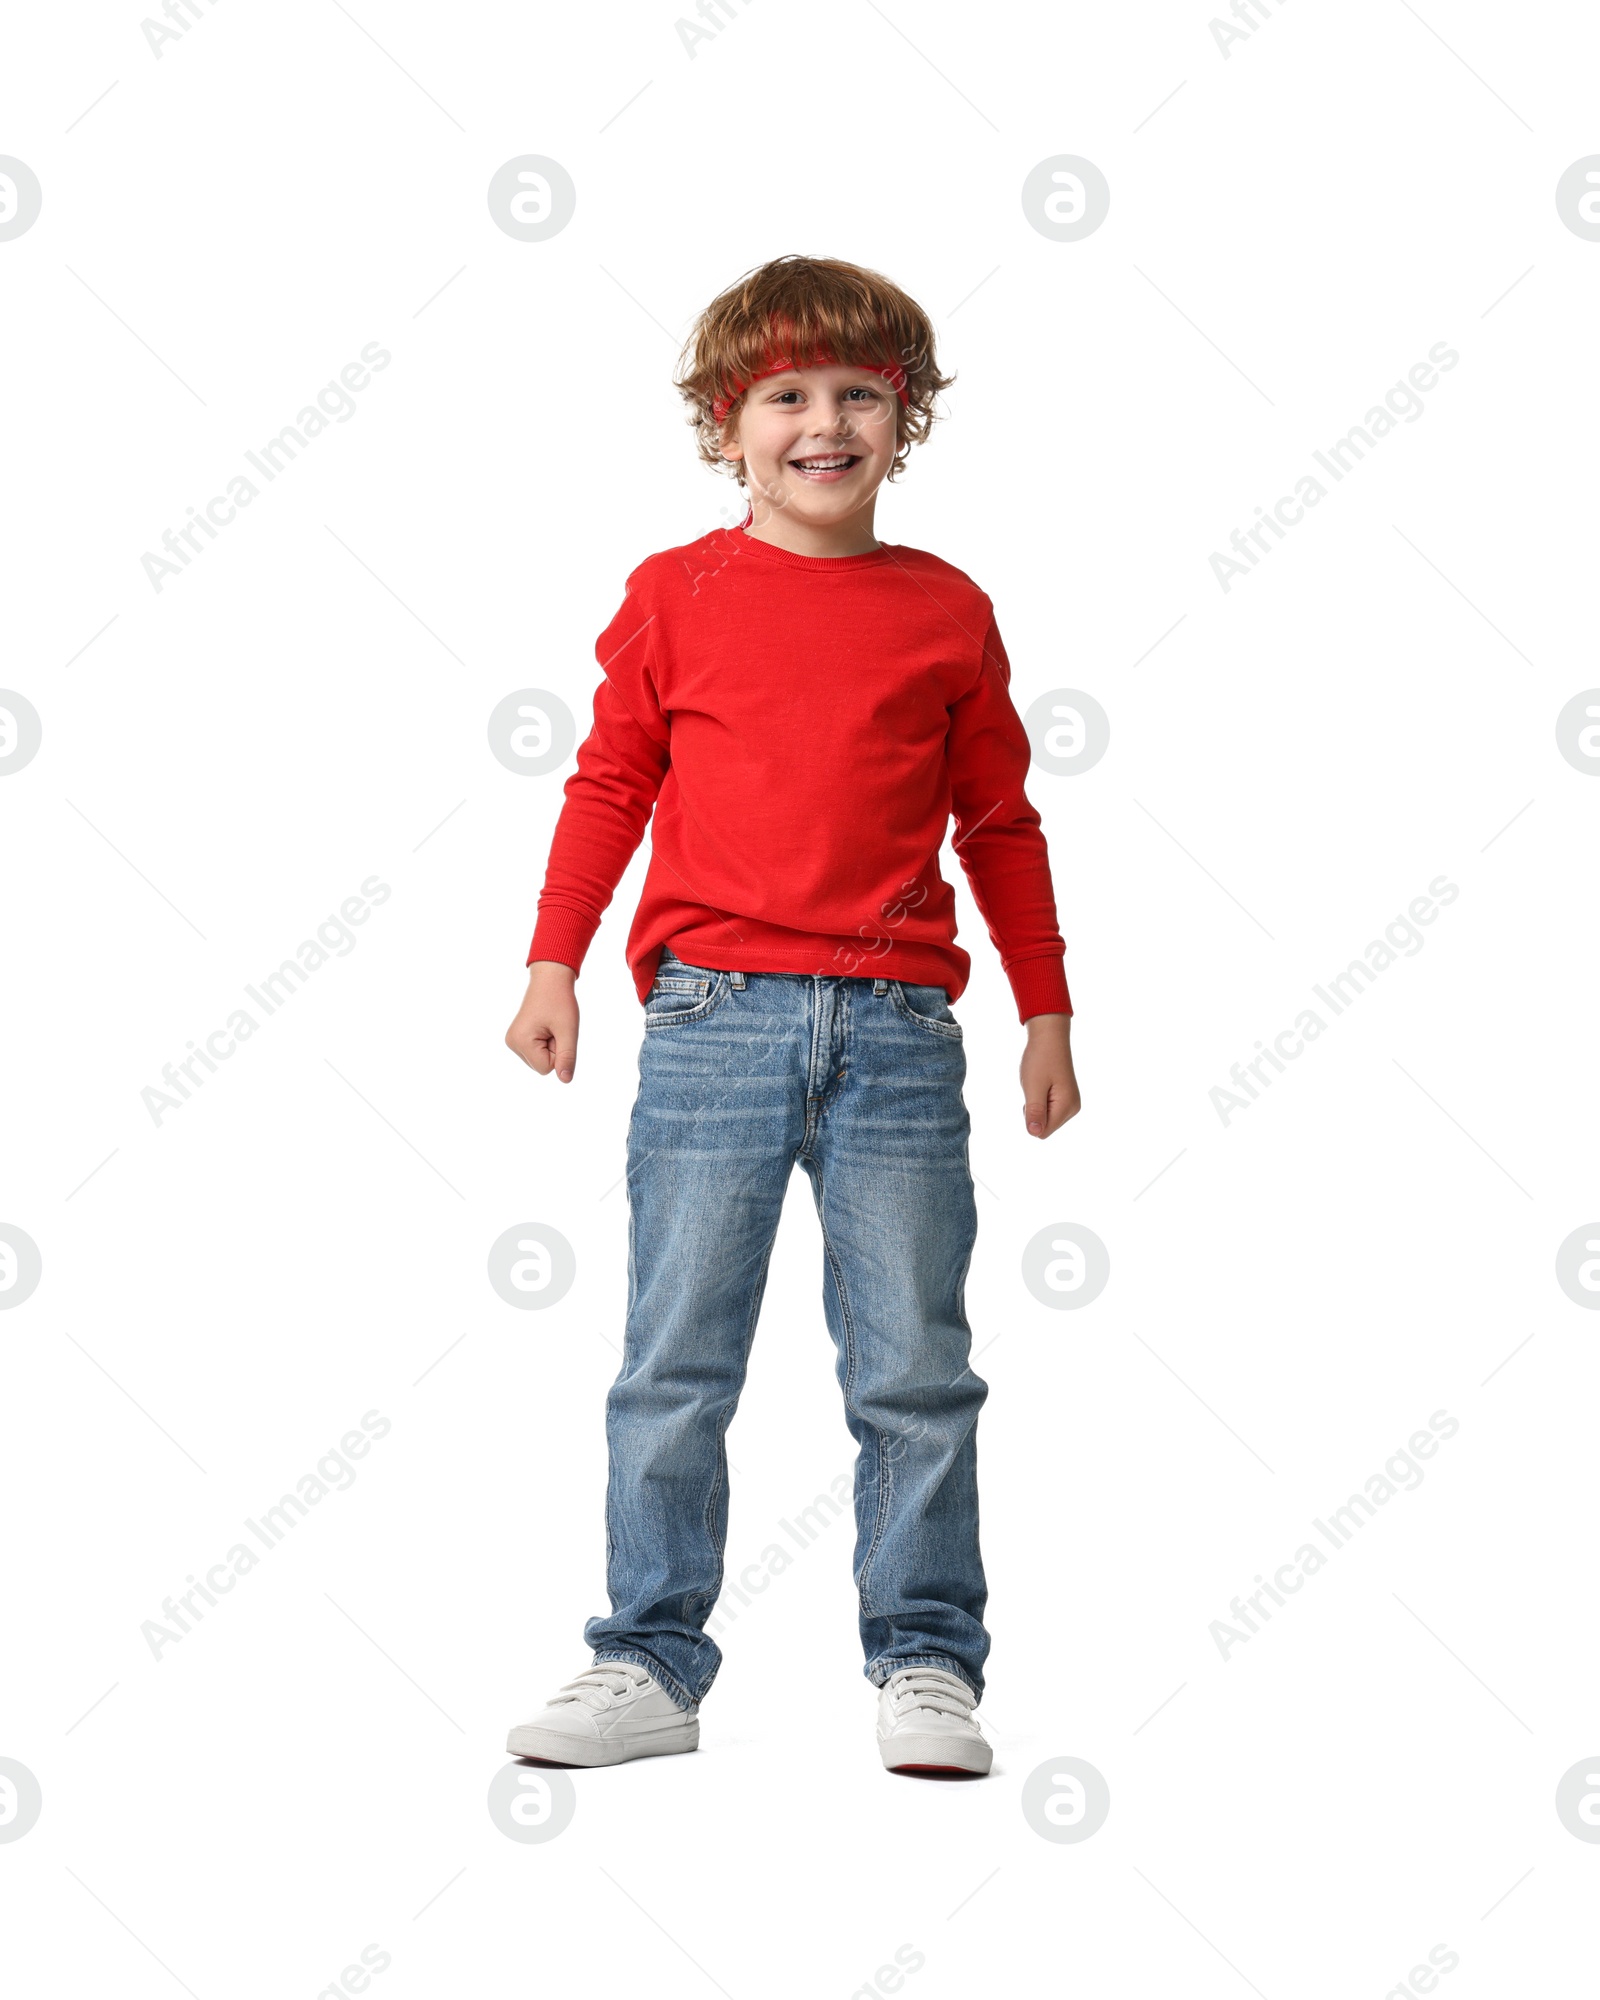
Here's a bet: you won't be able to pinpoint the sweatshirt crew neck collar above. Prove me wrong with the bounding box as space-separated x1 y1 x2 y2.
732 523 897 572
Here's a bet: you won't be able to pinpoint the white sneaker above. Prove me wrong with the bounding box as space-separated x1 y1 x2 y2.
506 1660 699 1767
876 1666 992 1774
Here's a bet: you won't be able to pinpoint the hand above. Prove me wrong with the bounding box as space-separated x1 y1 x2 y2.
506 961 579 1082
1020 1013 1080 1139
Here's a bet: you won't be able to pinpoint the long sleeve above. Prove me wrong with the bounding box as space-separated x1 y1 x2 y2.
525 572 672 973
946 609 1072 1022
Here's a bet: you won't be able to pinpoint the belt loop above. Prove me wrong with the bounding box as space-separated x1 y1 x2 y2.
873 976 888 995
730 968 746 990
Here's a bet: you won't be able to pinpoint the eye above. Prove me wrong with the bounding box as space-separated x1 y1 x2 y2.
845 384 883 400
769 389 803 403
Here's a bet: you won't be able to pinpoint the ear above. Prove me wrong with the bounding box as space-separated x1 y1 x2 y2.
717 419 743 465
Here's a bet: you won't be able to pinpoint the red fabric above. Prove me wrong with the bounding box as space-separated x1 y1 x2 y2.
526 524 1072 1024
710 349 910 424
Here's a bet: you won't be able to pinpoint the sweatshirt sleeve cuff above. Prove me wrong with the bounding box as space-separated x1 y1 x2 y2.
1007 955 1072 1024
527 905 600 973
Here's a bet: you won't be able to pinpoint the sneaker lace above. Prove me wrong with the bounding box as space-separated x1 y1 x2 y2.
886 1667 977 1721
548 1663 654 1711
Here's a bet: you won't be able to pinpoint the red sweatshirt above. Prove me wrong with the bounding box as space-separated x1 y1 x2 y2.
525 523 1072 1023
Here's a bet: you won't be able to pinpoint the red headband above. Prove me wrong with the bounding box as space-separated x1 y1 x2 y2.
711 349 909 426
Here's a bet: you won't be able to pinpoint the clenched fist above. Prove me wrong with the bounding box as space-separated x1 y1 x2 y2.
506 961 580 1083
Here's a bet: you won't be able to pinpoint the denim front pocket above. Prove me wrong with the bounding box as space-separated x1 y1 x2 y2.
644 971 729 1029
887 980 963 1040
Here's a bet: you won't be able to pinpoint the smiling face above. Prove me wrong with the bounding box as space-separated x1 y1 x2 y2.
718 362 901 532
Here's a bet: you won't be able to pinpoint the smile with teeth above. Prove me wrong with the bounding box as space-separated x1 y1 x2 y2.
789 452 860 479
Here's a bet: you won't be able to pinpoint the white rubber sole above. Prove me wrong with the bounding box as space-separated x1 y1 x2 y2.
878 1730 992 1775
506 1716 700 1767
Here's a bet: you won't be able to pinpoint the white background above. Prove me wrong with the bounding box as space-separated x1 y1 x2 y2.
3 1 1598 1993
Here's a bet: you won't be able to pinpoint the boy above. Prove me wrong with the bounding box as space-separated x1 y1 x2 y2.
504 255 1079 1776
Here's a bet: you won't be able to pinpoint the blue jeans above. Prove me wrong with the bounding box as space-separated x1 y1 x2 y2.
585 947 990 1710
